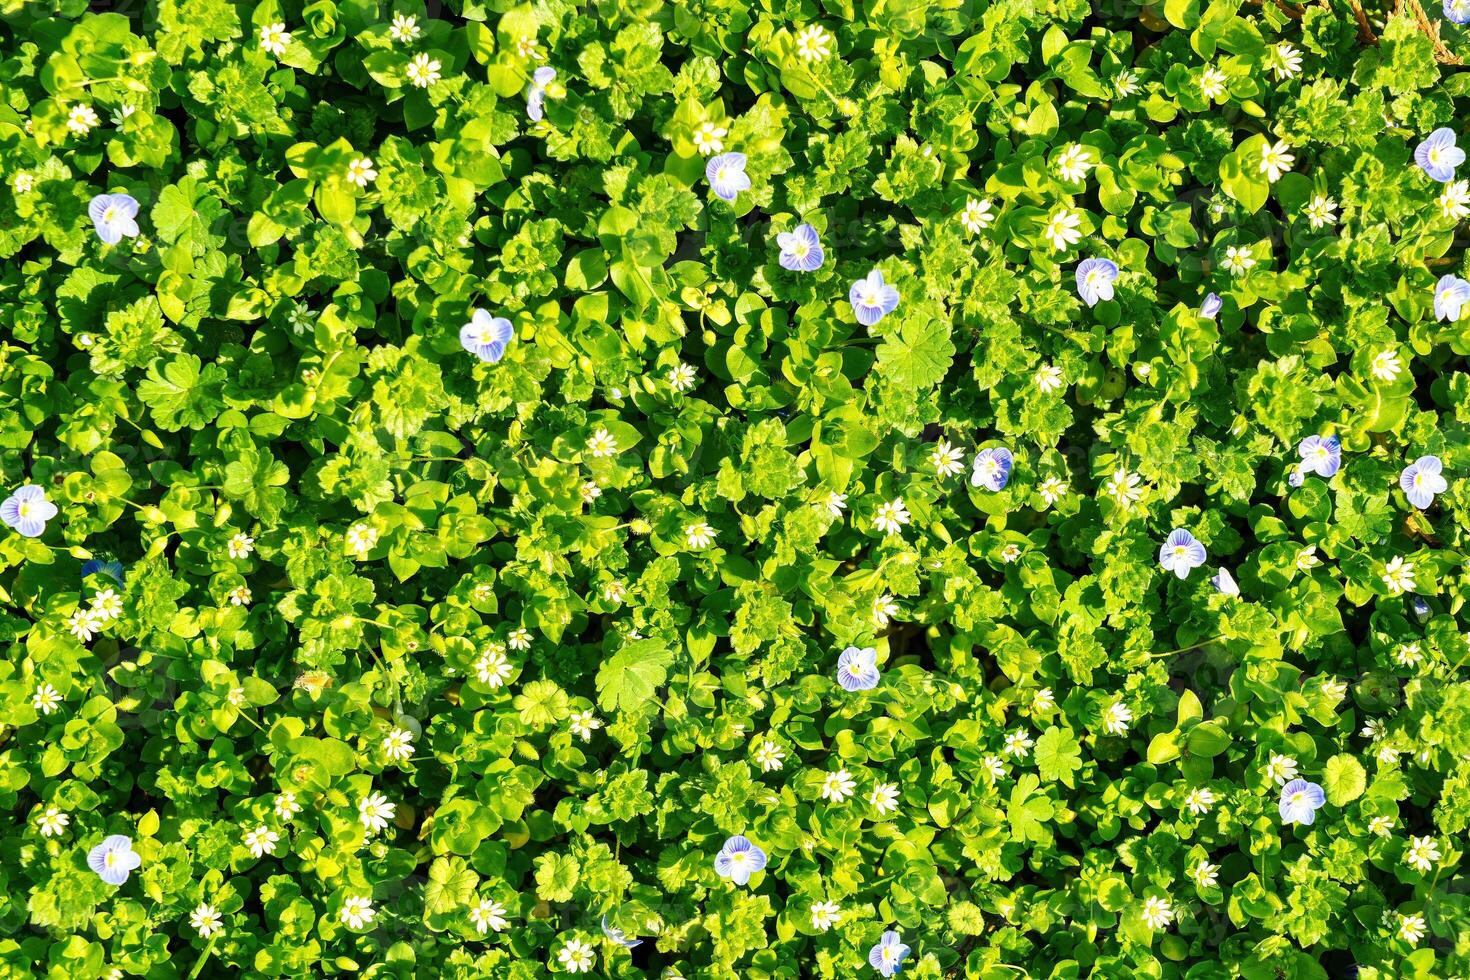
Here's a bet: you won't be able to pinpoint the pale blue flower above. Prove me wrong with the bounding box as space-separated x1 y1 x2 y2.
1415 128 1464 182
777 223 824 272
836 646 880 691
87 835 142 885
88 193 140 245
1200 292 1222 319
1211 567 1239 596
526 66 556 121
1411 595 1431 623
459 309 514 362
1159 528 1206 580
1434 275 1470 322
869 931 911 977
970 447 1013 492
1447 0 1470 24
1 485 59 538
706 152 750 202
1288 468 1304 488
1075 258 1118 307
1278 779 1326 825
713 835 766 886
82 559 126 584
1298 435 1341 478
849 269 900 326
600 914 642 949
1400 455 1447 509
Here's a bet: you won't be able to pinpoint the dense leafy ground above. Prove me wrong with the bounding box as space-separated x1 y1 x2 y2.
4 0 1470 977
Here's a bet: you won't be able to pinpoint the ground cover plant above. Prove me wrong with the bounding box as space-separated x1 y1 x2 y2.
3 0 1470 976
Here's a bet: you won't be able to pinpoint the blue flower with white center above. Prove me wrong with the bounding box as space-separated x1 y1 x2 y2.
1411 595 1431 623
88 193 140 245
970 447 1013 492
849 269 900 326
459 310 514 363
836 646 880 691
1434 275 1470 322
868 931 911 977
713 835 767 886
1288 468 1304 488
1075 258 1118 307
1 485 59 538
87 834 142 885
526 66 556 121
1448 0 1470 24
777 223 824 272
1200 292 1222 319
1278 778 1326 825
82 559 126 585
600 915 642 949
1211 567 1239 596
1400 455 1448 510
1415 128 1465 182
1158 529 1207 580
1298 434 1341 478
705 152 750 202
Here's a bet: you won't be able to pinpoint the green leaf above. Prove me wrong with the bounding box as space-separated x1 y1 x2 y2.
1035 726 1083 786
594 638 674 713
1324 754 1366 805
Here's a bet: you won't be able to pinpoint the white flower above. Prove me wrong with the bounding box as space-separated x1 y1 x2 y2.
1268 41 1302 80
1038 477 1069 506
754 740 785 772
810 901 842 931
274 792 302 821
1183 787 1216 815
1199 66 1228 100
569 710 601 741
346 157 377 188
1001 543 1022 563
1369 815 1395 837
602 581 625 603
1140 895 1174 931
358 792 396 833
580 481 601 503
470 897 508 934
227 585 251 607
558 938 595 973
341 895 376 930
190 903 223 938
1381 557 1416 595
873 498 910 535
346 523 378 556
930 440 965 478
1394 643 1424 667
868 782 900 814
227 532 255 559
823 491 848 517
794 24 833 62
110 104 136 127
475 646 513 688
406 53 442 88
981 755 1006 781
1114 69 1140 97
1295 546 1320 571
1189 860 1218 888
507 627 531 651
587 427 618 458
382 727 415 761
1104 468 1143 508
1264 753 1299 785
820 768 856 802
67 104 100 136
1398 913 1426 944
36 807 69 837
872 593 900 626
1054 144 1095 183
1305 194 1337 229
243 825 279 858
1032 688 1055 712
685 521 717 549
12 172 34 194
259 23 291 57
692 122 727 156
1259 140 1294 183
90 589 123 623
1404 835 1442 873
1222 245 1256 276
1371 349 1403 382
960 198 995 235
1035 363 1064 393
1003 729 1033 758
1101 701 1133 736
68 608 101 642
1439 180 1470 220
668 362 697 391
515 36 544 60
388 14 420 43
33 683 61 715
1042 208 1083 251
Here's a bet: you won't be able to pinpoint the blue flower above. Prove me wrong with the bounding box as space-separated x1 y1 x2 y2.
1434 275 1470 322
1400 455 1448 510
88 193 141 245
868 931 911 977
1075 258 1118 307
1415 128 1465 182
1211 567 1239 596
82 559 126 585
970 447 1013 492
526 66 556 121
713 835 767 886
705 152 750 202
1411 595 1432 623
1278 779 1326 825
836 646 880 691
1 485 59 538
1447 0 1470 24
459 310 514 363
777 223 824 272
1200 292 1222 319
600 914 642 949
849 269 900 326
1158 528 1207 580
1288 468 1304 488
87 834 142 885
1297 434 1341 478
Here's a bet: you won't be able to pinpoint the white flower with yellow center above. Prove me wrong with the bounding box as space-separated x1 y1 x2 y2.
1042 208 1083 251
67 104 101 136
259 23 291 57
873 498 910 535
1305 194 1337 229
405 53 441 88
685 521 717 549
340 895 375 929
36 807 69 837
960 197 995 235
190 903 223 938
388 14 420 43
1199 66 1228 100
586 427 618 458
794 24 833 62
872 593 899 626
1438 180 1470 220
346 523 378 556
820 768 856 802
1371 349 1402 382
243 825 279 857
228 532 254 559
1259 140 1295 183
1054 144 1095 183
346 157 377 188
930 440 965 478
382 727 414 761
692 122 727 156
1381 556 1416 595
